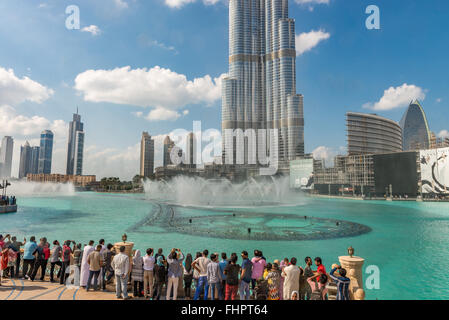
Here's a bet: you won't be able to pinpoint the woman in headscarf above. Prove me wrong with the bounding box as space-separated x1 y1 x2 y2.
265 263 281 300
183 253 193 299
278 258 288 300
131 249 144 297
291 290 299 300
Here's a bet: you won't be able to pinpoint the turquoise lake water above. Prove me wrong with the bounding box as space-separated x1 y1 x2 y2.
1 192 449 300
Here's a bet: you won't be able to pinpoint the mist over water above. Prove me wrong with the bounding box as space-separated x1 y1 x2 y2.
143 176 305 207
6 181 76 197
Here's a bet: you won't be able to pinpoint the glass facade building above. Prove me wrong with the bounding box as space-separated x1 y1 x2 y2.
140 132 155 178
222 0 304 165
347 112 402 155
38 130 53 174
400 100 431 151
31 146 40 174
66 112 84 175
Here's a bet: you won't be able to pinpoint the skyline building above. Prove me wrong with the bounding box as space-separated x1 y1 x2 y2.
66 111 85 175
18 141 32 179
38 130 54 174
185 132 197 168
163 136 175 167
30 146 40 174
0 136 14 178
400 100 431 151
74 131 85 176
346 112 403 155
222 0 305 166
140 132 155 178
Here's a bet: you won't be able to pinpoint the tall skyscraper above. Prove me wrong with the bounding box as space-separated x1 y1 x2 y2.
38 130 54 174
74 131 85 176
19 141 32 179
30 146 40 174
163 136 175 167
140 132 155 178
0 136 14 178
66 111 84 175
185 132 197 168
400 100 431 151
222 0 305 166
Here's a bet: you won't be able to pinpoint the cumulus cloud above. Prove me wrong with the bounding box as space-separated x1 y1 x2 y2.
0 66 54 105
295 29 330 56
81 25 102 36
165 0 196 8
436 98 442 103
312 145 345 167
438 130 449 139
363 83 426 111
74 66 225 110
146 108 181 121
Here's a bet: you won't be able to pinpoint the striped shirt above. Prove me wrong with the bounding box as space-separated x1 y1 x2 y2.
329 268 351 300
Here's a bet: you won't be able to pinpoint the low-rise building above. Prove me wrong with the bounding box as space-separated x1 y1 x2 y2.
27 173 96 187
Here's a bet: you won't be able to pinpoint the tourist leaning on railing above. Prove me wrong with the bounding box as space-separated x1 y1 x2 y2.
0 234 356 300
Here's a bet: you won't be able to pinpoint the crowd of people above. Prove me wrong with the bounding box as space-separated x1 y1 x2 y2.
0 195 16 206
0 234 351 300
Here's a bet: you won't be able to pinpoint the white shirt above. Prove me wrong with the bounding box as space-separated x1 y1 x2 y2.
111 253 129 276
143 255 155 271
194 257 211 277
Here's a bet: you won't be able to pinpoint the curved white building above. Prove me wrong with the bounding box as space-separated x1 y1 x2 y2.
347 112 403 155
222 0 304 165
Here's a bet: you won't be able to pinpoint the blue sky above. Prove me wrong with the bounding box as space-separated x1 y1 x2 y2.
0 0 448 179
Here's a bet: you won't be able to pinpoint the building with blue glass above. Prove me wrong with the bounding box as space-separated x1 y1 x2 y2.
38 130 54 174
66 111 84 175
400 100 431 151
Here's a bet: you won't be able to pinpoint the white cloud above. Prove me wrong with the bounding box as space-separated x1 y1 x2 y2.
0 66 54 105
295 0 330 4
312 145 345 167
81 25 102 36
436 98 442 103
183 110 189 116
146 108 181 121
164 0 221 8
74 66 225 110
114 0 129 9
438 130 449 139
203 0 220 5
363 83 426 111
295 29 330 56
138 35 178 54
165 0 196 8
